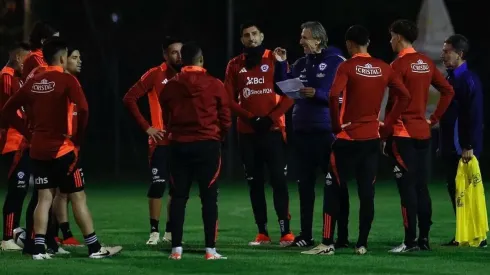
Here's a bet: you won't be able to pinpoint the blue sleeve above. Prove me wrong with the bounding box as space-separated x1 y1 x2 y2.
274 58 304 95
460 73 483 151
312 56 345 105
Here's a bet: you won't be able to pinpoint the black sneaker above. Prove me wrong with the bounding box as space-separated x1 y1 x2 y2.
334 239 350 249
442 238 458 246
289 235 314 247
418 238 431 251
479 240 487 248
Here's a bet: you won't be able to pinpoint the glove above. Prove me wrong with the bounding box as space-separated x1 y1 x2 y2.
249 116 273 134
248 116 261 132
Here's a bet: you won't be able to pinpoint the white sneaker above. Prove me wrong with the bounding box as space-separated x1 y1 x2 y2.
389 243 419 253
146 232 160 245
169 246 182 260
47 247 71 256
1 239 22 251
89 246 123 259
301 244 335 255
355 246 368 255
32 253 52 260
56 247 71 255
205 252 227 260
205 247 227 260
162 232 171 243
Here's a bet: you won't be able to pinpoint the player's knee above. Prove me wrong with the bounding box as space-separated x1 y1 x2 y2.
147 181 166 198
68 191 87 207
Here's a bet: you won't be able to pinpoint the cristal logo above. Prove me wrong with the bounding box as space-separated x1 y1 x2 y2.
242 87 273 98
31 79 55 93
355 63 382 77
35 177 48 185
411 59 430 73
246 76 265 85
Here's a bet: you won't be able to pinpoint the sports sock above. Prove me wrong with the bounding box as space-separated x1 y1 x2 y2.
84 232 102 254
150 219 159 233
2 212 15 240
34 234 46 254
279 219 290 237
257 224 268 235
172 246 182 254
59 222 73 240
165 221 171 233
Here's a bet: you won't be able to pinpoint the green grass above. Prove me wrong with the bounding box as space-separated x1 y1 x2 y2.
1 181 489 275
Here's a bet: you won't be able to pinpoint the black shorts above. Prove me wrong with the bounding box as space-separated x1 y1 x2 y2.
31 151 85 194
2 148 30 186
149 145 172 196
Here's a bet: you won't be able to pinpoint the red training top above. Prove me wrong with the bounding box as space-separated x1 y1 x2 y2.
329 53 411 140
0 66 26 154
224 49 293 134
2 66 88 160
123 63 177 146
386 47 454 139
160 66 231 143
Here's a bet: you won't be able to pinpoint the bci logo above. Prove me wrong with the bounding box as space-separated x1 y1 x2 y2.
246 76 265 85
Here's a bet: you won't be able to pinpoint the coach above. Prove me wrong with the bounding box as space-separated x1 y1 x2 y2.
439 34 484 246
274 21 349 248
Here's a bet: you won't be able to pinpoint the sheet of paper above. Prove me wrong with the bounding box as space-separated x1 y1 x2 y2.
276 78 304 99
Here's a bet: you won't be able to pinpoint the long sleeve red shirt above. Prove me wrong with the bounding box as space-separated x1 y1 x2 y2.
224 49 293 134
329 53 411 140
0 66 25 154
1 66 88 160
385 47 454 139
22 49 46 82
159 66 231 143
123 63 176 146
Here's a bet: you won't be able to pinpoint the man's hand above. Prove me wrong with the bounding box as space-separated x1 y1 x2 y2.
379 123 393 139
146 127 165 142
273 47 287 62
341 122 351 129
462 149 474 163
380 140 388 156
299 87 316 98
426 119 431 125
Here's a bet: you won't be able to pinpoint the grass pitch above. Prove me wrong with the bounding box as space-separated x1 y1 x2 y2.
1 180 489 275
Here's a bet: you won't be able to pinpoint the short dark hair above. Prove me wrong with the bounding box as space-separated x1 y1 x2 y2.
29 21 57 49
301 21 328 48
345 25 370 46
8 42 30 53
444 34 470 60
162 36 183 52
240 21 262 35
42 37 68 65
390 19 418 43
180 42 202 66
67 47 79 57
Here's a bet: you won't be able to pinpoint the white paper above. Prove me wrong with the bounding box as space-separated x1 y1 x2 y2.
276 78 304 99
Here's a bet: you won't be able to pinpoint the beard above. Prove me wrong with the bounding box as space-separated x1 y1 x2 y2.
243 45 265 69
169 63 182 72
